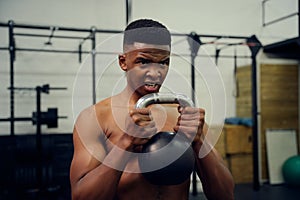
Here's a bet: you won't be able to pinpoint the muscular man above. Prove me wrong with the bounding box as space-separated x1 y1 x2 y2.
70 18 234 200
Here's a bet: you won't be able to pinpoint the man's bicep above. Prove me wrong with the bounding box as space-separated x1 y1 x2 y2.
70 127 106 184
70 106 107 184
74 106 108 160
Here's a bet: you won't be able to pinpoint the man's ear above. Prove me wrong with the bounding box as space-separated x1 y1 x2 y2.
118 54 127 71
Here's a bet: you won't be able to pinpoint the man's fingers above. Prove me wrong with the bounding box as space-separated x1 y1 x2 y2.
130 108 153 125
178 107 205 114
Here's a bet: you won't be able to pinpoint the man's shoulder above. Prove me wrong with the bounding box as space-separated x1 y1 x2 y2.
95 97 112 113
75 97 111 123
96 97 112 106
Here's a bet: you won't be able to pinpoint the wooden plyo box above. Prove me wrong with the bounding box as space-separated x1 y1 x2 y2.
216 125 253 184
228 153 253 184
210 125 226 158
224 125 252 154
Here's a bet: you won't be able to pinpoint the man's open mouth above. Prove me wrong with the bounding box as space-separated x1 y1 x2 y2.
144 83 159 91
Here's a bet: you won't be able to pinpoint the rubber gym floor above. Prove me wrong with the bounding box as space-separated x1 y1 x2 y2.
1 183 300 200
190 183 300 200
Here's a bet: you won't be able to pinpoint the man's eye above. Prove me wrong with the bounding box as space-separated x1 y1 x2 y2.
159 60 169 66
137 58 150 65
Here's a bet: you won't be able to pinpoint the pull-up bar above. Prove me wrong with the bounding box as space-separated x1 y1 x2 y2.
0 21 251 39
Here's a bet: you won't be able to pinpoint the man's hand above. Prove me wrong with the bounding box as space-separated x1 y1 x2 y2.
173 107 205 146
121 108 157 152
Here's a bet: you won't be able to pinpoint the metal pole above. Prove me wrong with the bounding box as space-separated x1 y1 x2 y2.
191 57 196 103
298 0 300 37
246 35 262 191
262 0 265 27
0 21 122 34
251 55 260 191
126 0 132 25
14 32 88 40
187 32 201 196
91 27 97 104
191 55 197 196
0 21 249 39
36 86 43 190
8 20 15 136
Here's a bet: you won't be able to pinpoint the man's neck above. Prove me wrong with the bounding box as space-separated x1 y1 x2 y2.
118 87 143 107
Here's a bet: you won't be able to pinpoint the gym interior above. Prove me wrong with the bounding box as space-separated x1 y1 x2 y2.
0 0 300 199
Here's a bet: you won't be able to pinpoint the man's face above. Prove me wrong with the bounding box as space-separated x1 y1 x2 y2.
119 42 170 96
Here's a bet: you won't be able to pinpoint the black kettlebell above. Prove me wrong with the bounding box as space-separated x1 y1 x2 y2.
136 93 195 185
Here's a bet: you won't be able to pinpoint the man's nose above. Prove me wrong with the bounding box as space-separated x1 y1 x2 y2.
145 64 162 77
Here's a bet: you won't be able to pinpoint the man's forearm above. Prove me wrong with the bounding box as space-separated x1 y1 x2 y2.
193 143 235 200
72 146 132 200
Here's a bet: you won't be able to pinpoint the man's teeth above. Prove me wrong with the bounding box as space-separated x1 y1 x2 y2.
146 83 156 87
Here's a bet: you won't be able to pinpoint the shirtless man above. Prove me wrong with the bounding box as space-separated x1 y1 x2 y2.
70 19 234 200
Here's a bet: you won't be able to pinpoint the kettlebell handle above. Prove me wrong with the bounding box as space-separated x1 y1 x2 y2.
135 93 194 109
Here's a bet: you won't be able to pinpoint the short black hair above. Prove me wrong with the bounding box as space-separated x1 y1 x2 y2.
123 19 171 47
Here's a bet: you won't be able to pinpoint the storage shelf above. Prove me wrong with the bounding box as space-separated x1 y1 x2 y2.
263 37 300 59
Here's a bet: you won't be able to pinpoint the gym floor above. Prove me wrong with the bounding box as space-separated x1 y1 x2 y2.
189 183 300 200
1 183 300 199
233 183 300 200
